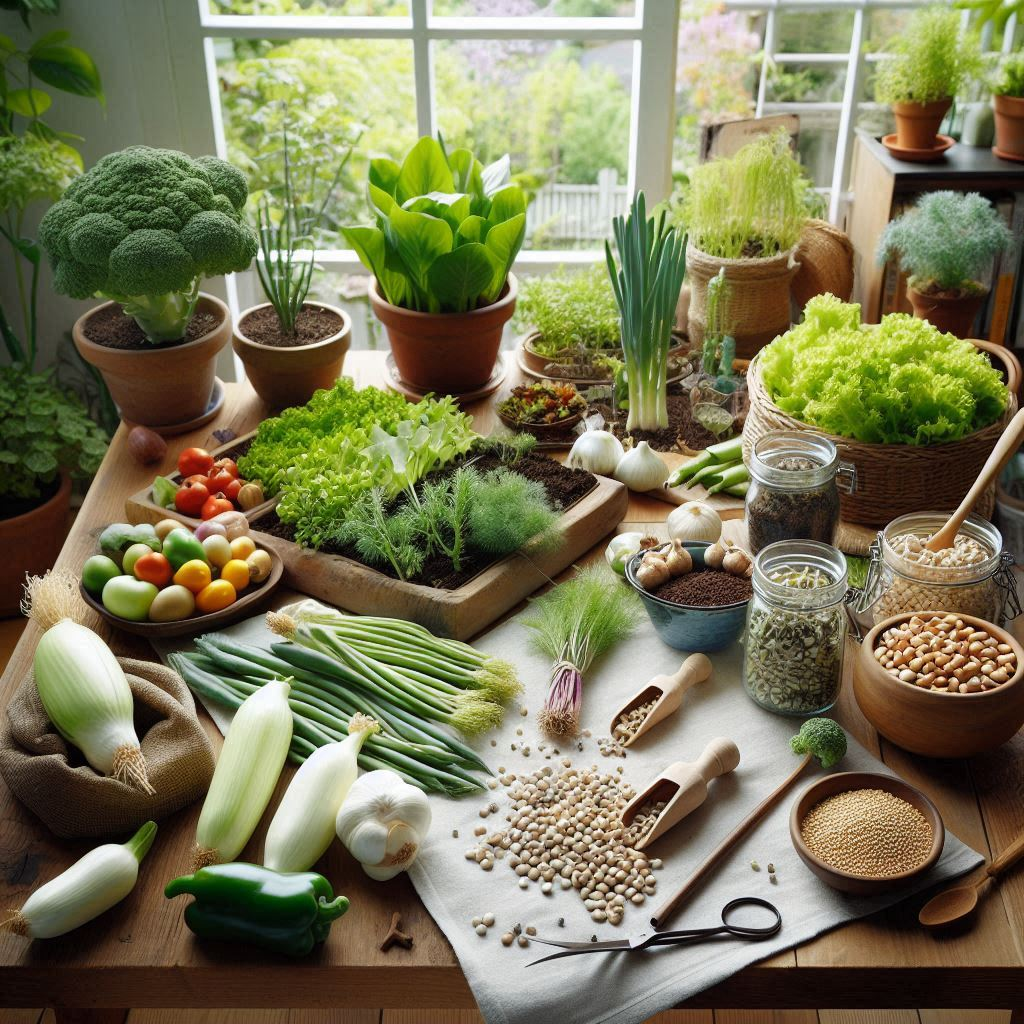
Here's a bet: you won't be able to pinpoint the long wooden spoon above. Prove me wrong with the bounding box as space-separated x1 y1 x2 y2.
918 829 1024 928
926 407 1024 552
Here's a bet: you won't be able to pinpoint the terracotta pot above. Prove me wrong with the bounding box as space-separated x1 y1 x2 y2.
891 98 952 152
368 275 517 394
994 93 1024 161
0 472 71 616
233 301 351 409
72 294 231 429
908 285 986 339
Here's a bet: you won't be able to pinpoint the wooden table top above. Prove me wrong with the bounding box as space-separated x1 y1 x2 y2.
1 351 1023 1015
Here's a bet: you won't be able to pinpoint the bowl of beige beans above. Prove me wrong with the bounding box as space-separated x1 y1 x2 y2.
861 512 1012 626
854 610 1024 757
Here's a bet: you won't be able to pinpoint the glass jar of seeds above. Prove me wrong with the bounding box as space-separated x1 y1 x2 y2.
746 431 856 554
855 512 1020 626
742 540 849 716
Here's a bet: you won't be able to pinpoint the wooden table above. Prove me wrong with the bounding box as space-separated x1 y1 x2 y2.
2 353 1023 1022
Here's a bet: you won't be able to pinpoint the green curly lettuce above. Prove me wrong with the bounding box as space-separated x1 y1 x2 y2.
759 296 1008 446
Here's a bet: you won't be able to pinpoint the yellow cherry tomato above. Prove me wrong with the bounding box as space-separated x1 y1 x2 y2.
173 558 213 594
230 536 256 560
220 558 251 592
195 579 237 614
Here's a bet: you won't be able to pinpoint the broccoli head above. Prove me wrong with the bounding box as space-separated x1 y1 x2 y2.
39 146 257 343
790 718 847 769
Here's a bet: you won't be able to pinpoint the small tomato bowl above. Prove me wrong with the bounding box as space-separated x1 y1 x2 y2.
789 771 945 896
624 541 750 653
853 611 1024 758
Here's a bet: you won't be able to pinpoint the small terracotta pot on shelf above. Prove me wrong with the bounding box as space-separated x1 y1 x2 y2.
72 293 231 430
368 275 517 396
891 97 952 151
907 286 986 339
233 301 351 410
993 93 1024 162
0 472 71 616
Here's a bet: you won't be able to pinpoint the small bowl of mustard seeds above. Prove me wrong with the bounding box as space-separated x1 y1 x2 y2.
789 771 944 895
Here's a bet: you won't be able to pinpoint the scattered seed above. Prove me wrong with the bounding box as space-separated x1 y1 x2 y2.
501 932 514 946
483 913 496 927
452 829 459 838
475 924 487 936
517 935 530 948
750 860 760 871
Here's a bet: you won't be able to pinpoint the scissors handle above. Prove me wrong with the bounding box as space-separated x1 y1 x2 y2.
719 896 782 938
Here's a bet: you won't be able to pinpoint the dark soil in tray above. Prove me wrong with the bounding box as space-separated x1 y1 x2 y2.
83 304 221 351
252 451 598 590
239 304 345 348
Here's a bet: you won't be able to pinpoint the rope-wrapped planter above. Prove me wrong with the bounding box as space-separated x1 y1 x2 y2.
792 219 854 307
686 243 800 360
742 340 1021 528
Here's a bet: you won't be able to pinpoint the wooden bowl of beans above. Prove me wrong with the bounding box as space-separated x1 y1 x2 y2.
789 771 944 895
853 611 1024 758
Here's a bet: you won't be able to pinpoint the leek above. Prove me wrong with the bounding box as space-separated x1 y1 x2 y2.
194 679 292 870
605 191 688 432
2 821 156 939
22 572 153 794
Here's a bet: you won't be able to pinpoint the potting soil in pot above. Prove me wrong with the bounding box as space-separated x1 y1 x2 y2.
82 303 220 351
239 304 345 347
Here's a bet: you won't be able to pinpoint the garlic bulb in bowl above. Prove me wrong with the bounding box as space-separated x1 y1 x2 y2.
667 501 722 545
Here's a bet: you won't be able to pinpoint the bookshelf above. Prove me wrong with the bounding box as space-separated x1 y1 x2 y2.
845 132 1024 341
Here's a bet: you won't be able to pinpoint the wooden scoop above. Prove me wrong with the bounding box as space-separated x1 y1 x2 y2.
926 407 1024 552
620 737 740 851
919 829 1024 928
608 653 713 748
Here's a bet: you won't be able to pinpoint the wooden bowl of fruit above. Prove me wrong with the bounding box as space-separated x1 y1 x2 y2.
497 382 588 438
79 516 282 637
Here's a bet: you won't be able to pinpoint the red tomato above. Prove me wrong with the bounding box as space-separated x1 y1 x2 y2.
207 468 237 493
222 477 243 503
201 493 235 520
134 551 173 587
175 480 210 516
178 447 214 478
212 457 239 479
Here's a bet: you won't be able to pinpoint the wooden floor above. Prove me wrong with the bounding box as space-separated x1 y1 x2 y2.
0 617 1011 1024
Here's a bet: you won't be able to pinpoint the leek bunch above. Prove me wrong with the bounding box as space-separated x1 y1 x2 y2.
605 192 687 432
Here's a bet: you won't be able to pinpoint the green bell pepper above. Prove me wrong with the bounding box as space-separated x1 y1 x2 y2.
165 862 349 957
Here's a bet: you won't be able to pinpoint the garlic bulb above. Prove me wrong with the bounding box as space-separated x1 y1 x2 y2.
667 501 722 545
636 553 671 591
567 430 624 476
723 548 752 576
665 540 693 577
336 769 432 881
614 441 669 492
704 541 727 569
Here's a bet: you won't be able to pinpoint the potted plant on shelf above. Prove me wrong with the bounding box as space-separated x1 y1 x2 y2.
682 130 809 358
877 190 1011 338
992 51 1024 162
233 129 352 409
874 5 981 158
0 364 108 614
39 146 258 431
342 135 526 396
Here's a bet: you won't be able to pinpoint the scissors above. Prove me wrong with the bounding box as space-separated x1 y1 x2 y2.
525 896 782 967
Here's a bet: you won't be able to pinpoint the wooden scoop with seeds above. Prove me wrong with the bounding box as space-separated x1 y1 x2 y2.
620 737 740 851
608 654 713 749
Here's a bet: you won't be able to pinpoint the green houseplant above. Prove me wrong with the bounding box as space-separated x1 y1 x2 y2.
39 146 258 429
233 127 352 409
877 190 1011 337
992 52 1024 161
874 6 981 155
343 135 527 395
682 130 811 358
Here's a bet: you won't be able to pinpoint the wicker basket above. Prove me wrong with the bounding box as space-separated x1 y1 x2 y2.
743 339 1022 527
792 219 854 307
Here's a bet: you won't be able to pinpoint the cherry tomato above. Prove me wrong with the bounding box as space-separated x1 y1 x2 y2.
173 558 213 594
222 477 243 503
175 480 210 516
207 468 237 493
134 551 173 588
195 579 236 614
212 457 239 479
177 447 214 478
201 493 235 520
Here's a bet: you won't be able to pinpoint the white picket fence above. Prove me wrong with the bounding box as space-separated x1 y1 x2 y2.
526 168 628 246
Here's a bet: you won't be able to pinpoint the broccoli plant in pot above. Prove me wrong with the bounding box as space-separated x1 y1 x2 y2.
682 130 810 359
877 191 1011 338
233 129 352 409
874 6 980 156
992 52 1024 162
342 136 526 396
39 146 258 429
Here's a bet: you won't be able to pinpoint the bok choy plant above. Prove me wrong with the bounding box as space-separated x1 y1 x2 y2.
605 192 688 432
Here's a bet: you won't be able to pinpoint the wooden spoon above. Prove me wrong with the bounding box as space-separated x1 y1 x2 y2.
926 407 1024 552
918 829 1024 928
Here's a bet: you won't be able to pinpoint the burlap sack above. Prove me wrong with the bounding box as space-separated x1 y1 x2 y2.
0 656 215 839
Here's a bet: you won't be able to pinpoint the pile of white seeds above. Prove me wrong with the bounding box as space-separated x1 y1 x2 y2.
464 760 662 926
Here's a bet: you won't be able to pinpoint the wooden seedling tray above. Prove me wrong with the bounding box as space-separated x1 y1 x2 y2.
247 475 629 640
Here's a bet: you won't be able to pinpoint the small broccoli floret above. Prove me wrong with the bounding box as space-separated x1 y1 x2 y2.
39 145 257 343
790 718 847 769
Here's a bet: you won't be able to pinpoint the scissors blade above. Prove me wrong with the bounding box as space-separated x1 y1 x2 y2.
525 944 632 967
529 935 631 952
